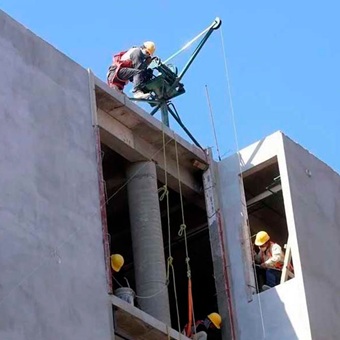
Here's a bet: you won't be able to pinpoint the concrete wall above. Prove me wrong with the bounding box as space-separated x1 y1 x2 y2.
216 132 311 339
0 10 112 340
283 135 340 340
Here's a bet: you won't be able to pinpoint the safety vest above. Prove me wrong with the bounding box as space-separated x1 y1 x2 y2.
261 241 284 270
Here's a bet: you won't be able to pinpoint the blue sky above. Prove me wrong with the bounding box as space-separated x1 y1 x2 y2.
1 1 339 172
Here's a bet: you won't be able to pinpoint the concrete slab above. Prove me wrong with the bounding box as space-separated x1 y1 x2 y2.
111 295 190 340
94 77 207 207
215 132 311 339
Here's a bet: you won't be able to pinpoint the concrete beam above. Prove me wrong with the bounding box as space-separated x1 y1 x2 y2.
246 184 282 207
97 107 205 208
111 295 190 340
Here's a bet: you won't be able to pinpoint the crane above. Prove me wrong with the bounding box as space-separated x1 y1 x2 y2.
130 17 222 148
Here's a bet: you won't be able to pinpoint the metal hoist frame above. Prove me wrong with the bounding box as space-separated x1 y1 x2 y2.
130 17 222 148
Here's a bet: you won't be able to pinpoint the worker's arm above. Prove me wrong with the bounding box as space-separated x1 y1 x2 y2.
254 249 261 264
264 243 283 267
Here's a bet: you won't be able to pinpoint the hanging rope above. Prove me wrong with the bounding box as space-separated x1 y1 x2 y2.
174 138 197 337
205 84 222 161
220 28 266 338
160 125 181 332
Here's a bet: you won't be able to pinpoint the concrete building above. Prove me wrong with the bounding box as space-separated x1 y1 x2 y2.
0 8 339 340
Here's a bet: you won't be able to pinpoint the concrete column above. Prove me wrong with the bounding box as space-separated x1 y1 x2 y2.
126 161 171 325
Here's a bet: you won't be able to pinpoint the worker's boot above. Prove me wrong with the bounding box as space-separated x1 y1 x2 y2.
133 90 151 100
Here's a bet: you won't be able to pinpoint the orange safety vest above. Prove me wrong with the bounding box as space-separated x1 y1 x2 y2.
261 241 284 270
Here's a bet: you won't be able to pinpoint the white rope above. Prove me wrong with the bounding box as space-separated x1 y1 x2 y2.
219 27 266 338
135 282 168 299
205 84 222 161
163 26 210 64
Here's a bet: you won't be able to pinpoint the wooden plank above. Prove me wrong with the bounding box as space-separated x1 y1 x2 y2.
280 236 294 284
111 295 190 340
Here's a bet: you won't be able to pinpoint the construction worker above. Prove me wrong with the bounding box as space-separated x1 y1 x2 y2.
107 41 156 99
254 231 284 291
110 254 124 273
183 312 221 340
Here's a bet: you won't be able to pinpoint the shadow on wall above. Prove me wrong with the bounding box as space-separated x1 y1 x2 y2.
245 281 301 340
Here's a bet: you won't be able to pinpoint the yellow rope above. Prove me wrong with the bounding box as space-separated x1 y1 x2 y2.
174 138 196 329
161 126 181 332
158 185 169 201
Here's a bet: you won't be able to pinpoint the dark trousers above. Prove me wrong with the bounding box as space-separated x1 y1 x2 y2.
255 265 281 291
266 268 281 287
108 66 146 90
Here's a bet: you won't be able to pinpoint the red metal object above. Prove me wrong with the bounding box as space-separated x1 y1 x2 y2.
184 278 193 337
95 127 113 293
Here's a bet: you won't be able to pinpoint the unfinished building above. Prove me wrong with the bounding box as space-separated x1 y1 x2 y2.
0 9 340 340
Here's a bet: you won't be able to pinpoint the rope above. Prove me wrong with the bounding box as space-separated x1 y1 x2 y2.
163 26 211 64
135 284 168 299
168 256 181 332
105 137 174 203
220 28 266 338
160 126 182 332
205 84 222 161
158 185 169 201
174 138 197 336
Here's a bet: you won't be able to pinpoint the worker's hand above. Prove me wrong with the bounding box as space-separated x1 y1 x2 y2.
152 56 161 63
260 263 267 269
145 56 152 66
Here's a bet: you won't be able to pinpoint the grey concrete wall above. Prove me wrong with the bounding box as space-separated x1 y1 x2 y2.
0 10 112 340
216 132 311 339
283 135 340 340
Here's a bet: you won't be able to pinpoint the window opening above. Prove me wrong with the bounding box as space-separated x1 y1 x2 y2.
100 143 221 339
242 157 295 294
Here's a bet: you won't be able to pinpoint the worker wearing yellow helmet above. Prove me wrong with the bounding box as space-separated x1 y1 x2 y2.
183 312 221 339
107 41 156 99
110 254 124 272
254 231 284 291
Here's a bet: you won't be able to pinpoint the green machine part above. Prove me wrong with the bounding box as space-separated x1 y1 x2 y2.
140 60 185 105
133 17 222 136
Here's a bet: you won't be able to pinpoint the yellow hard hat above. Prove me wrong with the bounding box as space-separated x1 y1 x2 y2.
111 254 124 272
208 312 221 329
143 41 156 55
254 231 270 246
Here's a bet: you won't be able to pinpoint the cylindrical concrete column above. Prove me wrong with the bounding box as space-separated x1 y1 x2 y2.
126 161 171 325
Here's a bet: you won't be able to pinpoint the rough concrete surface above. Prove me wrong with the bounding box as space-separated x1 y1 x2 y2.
0 10 112 340
216 132 311 339
283 135 340 340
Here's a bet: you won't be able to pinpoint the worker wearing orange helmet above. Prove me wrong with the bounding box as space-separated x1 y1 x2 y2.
183 312 221 339
254 231 284 291
107 41 156 99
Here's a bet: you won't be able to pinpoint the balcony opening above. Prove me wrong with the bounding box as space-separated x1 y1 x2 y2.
242 157 294 294
100 143 220 338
